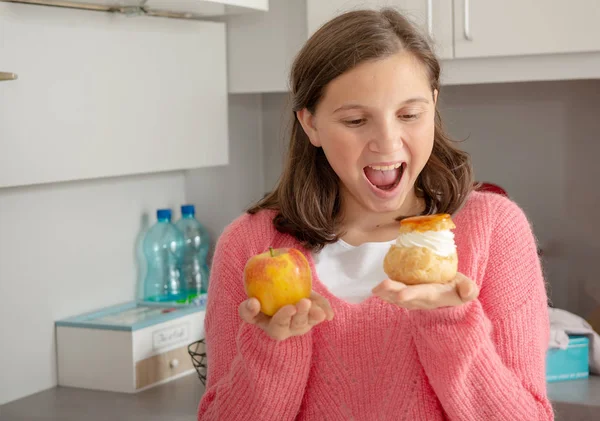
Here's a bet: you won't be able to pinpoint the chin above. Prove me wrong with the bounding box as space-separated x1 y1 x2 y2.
371 194 410 213
360 183 413 213
372 175 416 208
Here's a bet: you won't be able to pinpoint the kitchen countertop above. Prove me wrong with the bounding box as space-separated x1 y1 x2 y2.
0 374 204 421
1 374 598 420
547 376 600 420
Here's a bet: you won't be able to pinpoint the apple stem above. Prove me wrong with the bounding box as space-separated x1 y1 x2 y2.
269 247 274 257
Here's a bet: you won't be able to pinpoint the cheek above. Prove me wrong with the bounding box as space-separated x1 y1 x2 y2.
320 127 363 174
408 120 435 167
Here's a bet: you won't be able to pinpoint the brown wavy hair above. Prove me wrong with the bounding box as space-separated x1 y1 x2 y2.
248 8 474 251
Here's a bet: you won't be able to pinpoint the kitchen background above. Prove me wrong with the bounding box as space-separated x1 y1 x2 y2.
1 0 599 409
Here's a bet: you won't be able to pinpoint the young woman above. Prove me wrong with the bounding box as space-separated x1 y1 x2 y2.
198 8 553 421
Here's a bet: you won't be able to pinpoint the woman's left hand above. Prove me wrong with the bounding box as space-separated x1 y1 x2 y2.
371 272 479 310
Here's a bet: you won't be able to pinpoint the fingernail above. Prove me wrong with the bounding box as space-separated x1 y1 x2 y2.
247 300 254 310
462 287 475 301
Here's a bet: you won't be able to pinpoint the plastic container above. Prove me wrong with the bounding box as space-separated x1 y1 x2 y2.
546 335 589 382
141 209 186 303
175 204 210 304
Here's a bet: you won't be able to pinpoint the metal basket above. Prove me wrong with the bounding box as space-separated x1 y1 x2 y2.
187 339 207 386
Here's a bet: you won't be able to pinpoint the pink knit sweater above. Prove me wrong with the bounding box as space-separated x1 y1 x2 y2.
197 191 554 420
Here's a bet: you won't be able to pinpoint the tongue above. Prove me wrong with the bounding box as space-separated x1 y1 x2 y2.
364 167 399 187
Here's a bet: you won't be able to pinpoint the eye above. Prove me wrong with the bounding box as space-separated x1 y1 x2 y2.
343 118 366 127
400 113 420 121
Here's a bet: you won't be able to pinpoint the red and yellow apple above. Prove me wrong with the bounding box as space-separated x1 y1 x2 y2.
243 247 312 316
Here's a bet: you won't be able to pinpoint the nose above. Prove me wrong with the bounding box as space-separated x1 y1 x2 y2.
368 119 403 155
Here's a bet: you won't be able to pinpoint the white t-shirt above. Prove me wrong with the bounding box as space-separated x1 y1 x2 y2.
312 239 394 304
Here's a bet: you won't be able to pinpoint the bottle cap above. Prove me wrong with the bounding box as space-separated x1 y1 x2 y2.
157 209 172 221
181 204 195 216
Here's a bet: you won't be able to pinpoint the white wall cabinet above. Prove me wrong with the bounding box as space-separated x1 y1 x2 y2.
0 3 229 189
226 0 451 93
453 0 600 58
4 0 269 15
227 0 600 93
145 0 269 16
306 0 453 60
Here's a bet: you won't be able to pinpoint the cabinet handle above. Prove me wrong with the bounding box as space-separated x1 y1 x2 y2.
463 0 472 40
426 0 433 37
0 72 18 82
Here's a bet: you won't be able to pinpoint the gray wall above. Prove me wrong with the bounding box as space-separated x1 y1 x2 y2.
260 80 600 316
185 94 266 242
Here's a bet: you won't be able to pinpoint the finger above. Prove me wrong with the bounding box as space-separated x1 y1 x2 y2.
307 304 326 325
238 298 261 324
253 312 273 331
396 283 453 307
267 304 297 338
395 285 430 304
453 272 470 283
453 273 479 302
311 292 334 321
457 279 479 302
372 279 407 295
373 280 408 303
290 299 311 329
433 281 471 307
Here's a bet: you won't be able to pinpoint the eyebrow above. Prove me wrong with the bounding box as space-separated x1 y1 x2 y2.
333 97 430 113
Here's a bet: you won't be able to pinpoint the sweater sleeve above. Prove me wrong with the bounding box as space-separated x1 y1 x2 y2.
410 197 554 421
197 216 313 421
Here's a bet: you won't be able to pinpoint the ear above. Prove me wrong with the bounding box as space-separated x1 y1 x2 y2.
433 89 438 106
296 108 321 148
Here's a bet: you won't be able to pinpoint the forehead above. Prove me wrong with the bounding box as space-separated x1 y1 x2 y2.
320 51 431 107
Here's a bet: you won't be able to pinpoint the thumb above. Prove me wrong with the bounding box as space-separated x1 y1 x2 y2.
457 279 479 302
239 298 261 323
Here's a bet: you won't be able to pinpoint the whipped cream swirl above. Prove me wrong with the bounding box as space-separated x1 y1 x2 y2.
395 230 456 256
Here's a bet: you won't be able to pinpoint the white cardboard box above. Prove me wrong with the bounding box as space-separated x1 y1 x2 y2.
56 302 205 393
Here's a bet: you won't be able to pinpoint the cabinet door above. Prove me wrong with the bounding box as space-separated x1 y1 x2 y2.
306 0 453 59
0 3 228 189
454 0 600 58
145 0 269 16
225 0 307 93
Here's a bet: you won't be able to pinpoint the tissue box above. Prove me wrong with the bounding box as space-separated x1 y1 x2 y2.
56 301 205 393
546 335 589 382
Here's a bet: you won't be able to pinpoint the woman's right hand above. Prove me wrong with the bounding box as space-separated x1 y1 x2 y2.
239 292 334 341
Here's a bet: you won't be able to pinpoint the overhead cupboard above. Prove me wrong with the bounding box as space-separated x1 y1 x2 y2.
0 0 267 189
2 0 599 188
225 0 600 93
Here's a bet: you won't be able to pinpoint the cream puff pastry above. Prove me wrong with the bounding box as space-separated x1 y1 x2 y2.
383 214 458 285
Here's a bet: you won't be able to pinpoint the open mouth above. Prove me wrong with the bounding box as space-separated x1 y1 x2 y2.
363 162 406 191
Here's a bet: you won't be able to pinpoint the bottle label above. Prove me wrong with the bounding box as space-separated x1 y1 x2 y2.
190 293 208 309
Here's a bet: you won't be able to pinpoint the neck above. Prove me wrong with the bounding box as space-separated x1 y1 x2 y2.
339 188 424 234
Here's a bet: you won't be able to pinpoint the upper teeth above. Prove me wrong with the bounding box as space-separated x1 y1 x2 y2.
369 163 402 171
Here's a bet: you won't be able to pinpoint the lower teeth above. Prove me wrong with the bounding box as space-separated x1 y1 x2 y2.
375 166 403 190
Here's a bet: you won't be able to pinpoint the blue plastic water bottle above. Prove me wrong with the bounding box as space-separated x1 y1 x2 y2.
142 209 187 303
175 204 210 304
